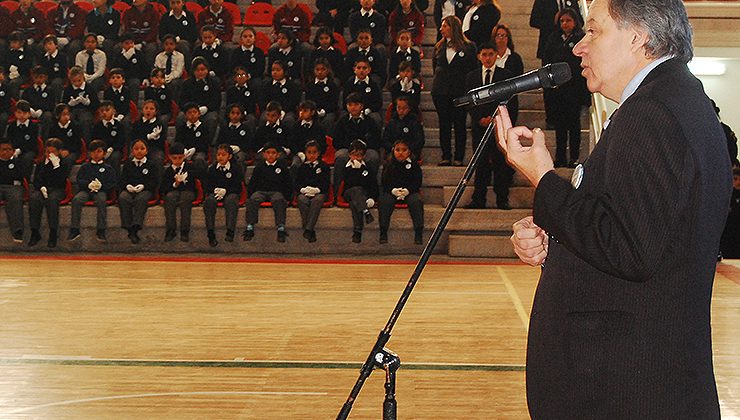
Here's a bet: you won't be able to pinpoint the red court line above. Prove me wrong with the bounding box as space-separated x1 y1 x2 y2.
0 254 527 266
717 262 740 285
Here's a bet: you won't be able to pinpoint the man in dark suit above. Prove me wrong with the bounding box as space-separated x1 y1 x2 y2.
463 42 514 210
497 0 731 417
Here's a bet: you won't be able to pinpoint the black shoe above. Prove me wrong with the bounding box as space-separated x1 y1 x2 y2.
225 229 235 242
437 160 451 167
414 228 423 245
303 229 311 240
277 230 286 242
352 231 362 243
180 230 190 242
67 228 80 241
364 211 374 225
379 232 388 244
96 229 107 242
128 228 140 244
28 229 41 247
463 201 486 209
308 230 317 243
47 230 58 248
453 160 464 167
207 230 218 247
165 230 176 242
12 230 23 243
242 229 254 241
497 201 512 210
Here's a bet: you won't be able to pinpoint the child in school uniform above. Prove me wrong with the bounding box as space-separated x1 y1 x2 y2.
69 139 117 243
244 142 292 242
154 34 186 101
254 101 294 163
144 68 173 130
388 61 422 112
267 29 303 82
197 0 235 50
118 138 159 244
229 27 266 83
92 100 127 171
218 103 254 164
307 27 344 83
225 66 258 129
178 57 220 145
6 32 34 99
294 140 330 243
379 139 424 244
388 29 422 84
305 59 340 132
160 142 196 242
103 68 133 127
382 96 425 157
48 103 83 169
175 102 210 173
86 0 121 57
110 33 148 101
21 66 55 140
74 33 107 93
28 138 72 248
342 139 378 243
40 35 69 101
203 143 243 246
293 101 326 165
121 0 160 67
342 57 384 126
0 140 25 243
262 61 300 126
0 69 9 142
344 29 386 86
62 65 99 142
131 99 166 167
5 99 39 180
158 0 198 60
192 25 228 80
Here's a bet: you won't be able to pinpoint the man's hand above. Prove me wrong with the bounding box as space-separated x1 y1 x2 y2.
511 216 549 266
495 105 554 187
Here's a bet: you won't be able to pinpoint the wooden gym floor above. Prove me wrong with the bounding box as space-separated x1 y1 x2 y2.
0 256 738 419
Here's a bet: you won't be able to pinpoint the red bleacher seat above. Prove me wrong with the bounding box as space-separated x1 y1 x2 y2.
59 179 74 205
254 31 271 55
74 1 94 12
0 0 19 12
217 183 247 207
36 0 57 15
84 190 117 206
75 139 88 164
151 1 166 16
332 32 347 55
112 1 130 14
34 137 44 164
243 2 274 26
192 179 204 205
296 3 313 24
221 1 241 26
322 135 335 166
184 1 203 16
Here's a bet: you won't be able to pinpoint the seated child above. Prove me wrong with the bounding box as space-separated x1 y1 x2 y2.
175 102 210 172
203 143 243 246
244 142 293 242
382 96 425 157
131 99 166 167
254 101 294 163
192 25 228 80
0 68 9 141
225 66 258 130
40 35 69 101
118 138 159 244
342 57 383 125
160 142 197 242
378 139 424 244
28 138 72 248
292 100 326 165
389 61 422 111
267 29 303 82
307 27 344 83
344 29 386 85
158 0 198 61
229 27 266 82
5 99 39 180
217 103 254 164
144 68 173 130
92 100 127 170
20 65 55 139
388 29 421 81
154 34 185 100
102 68 133 127
178 57 220 145
262 60 300 126
0 139 25 243
342 139 378 243
62 65 99 141
110 32 147 100
6 31 34 99
48 103 83 168
74 33 107 93
69 139 117 243
305 59 340 131
294 140 331 243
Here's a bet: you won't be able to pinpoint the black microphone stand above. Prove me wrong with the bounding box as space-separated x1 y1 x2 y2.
337 104 505 420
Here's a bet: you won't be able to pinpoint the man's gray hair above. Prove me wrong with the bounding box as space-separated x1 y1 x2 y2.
608 0 693 62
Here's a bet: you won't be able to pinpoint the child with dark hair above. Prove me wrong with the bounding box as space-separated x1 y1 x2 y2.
305 59 340 131
5 99 39 179
92 100 127 170
262 60 301 126
254 101 294 162
229 27 266 82
110 32 148 100
144 68 173 129
379 139 424 244
343 29 386 85
131 99 166 167
48 103 83 169
293 101 326 161
69 139 117 243
332 92 382 192
6 32 34 99
175 102 210 172
158 0 198 59
342 57 383 125
28 138 72 248
218 103 254 164
62 65 99 141
342 139 378 243
388 0 425 48
244 142 293 242
382 96 425 157
389 60 422 111
0 68 9 141
0 139 25 243
267 29 303 81
294 140 330 243
21 66 55 139
197 0 235 49
307 27 343 82
203 143 243 246
118 138 159 244
193 25 227 80
121 0 161 67
225 66 259 119
348 0 388 48
103 68 133 125
154 34 186 99
74 33 107 93
40 35 69 99
160 142 196 242
178 56 220 144
273 0 312 45
388 29 422 83
86 0 121 55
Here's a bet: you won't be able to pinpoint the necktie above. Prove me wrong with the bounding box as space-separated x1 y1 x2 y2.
86 51 95 75
165 52 173 74
485 69 492 86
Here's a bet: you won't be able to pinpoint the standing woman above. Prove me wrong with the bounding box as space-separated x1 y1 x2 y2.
431 16 477 166
462 0 501 49
542 8 589 167
491 23 523 125
433 0 471 40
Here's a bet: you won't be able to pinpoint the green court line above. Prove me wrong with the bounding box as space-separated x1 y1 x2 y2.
0 358 525 372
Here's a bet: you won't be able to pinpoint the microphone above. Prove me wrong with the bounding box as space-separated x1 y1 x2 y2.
453 62 572 107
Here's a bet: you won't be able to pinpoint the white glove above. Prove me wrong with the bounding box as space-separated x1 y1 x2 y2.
30 108 42 119
14 148 21 158
48 153 61 168
349 159 362 169
114 114 124 122
134 43 143 51
214 187 226 200
308 187 321 196
366 198 375 208
147 125 162 140
134 184 145 193
104 147 113 159
89 178 102 192
297 152 306 162
300 187 310 196
282 147 291 156
122 47 135 60
140 78 150 87
96 34 105 45
126 184 136 193
27 38 34 45
399 188 409 198
174 171 188 183
208 70 216 77
8 65 19 80
68 96 80 106
175 36 181 43
230 145 240 154
78 94 91 106
213 38 221 47
57 37 70 48
364 108 371 116
317 108 326 117
184 148 195 160
391 187 403 198
40 186 48 199
198 106 208 116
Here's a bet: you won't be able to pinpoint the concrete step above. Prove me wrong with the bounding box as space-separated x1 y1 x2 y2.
448 233 516 258
442 185 535 208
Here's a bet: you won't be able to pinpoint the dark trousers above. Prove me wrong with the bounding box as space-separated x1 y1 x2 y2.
246 191 287 226
433 94 468 162
554 111 581 165
203 193 239 232
0 184 24 233
379 192 424 231
71 190 109 230
344 186 369 231
164 190 195 233
471 126 514 206
29 188 66 231
118 190 153 229
297 193 326 231
333 148 380 194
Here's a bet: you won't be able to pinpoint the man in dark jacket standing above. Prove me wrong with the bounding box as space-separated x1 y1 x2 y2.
498 0 731 417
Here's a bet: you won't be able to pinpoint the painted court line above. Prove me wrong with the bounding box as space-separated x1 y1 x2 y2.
496 266 530 332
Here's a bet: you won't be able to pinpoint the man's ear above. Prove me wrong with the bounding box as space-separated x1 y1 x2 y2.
630 25 650 56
